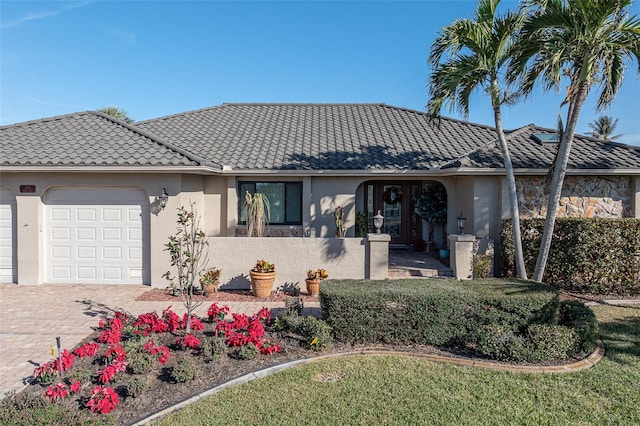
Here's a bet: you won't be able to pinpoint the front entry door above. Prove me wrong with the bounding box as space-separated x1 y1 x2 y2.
367 182 421 245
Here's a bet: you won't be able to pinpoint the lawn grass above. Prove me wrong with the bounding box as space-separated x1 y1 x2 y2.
157 304 640 426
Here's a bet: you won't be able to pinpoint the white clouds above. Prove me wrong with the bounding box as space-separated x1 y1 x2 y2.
1 11 59 29
0 1 93 29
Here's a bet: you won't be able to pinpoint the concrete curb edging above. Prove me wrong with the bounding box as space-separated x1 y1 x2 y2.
132 340 606 425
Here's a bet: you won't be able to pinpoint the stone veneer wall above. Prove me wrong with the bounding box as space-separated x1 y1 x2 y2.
517 176 632 219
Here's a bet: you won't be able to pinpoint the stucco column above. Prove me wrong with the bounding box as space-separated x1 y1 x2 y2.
448 234 476 280
366 233 390 279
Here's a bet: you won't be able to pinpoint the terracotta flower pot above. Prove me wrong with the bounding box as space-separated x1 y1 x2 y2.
305 279 321 296
249 270 276 298
202 281 218 296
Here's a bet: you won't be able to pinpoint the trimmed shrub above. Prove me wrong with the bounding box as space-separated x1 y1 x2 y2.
559 301 598 353
295 316 333 351
125 377 148 398
321 279 559 346
501 218 640 295
477 324 579 362
201 336 227 361
525 324 579 362
127 351 155 375
232 343 260 360
171 356 200 383
477 325 529 361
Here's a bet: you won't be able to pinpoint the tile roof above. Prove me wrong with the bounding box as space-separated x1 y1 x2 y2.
3 104 639 173
443 124 640 170
135 103 498 170
0 111 205 167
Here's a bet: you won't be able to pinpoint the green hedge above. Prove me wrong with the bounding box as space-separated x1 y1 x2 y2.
500 218 640 295
320 279 559 347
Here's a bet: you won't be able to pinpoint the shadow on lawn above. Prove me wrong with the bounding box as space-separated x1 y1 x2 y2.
597 305 640 365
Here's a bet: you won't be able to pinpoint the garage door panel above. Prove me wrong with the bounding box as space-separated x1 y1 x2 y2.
104 268 122 280
51 208 71 221
52 228 71 240
46 188 148 284
77 209 96 222
52 246 71 259
77 246 96 259
128 228 142 240
51 266 71 279
77 228 96 240
103 228 122 240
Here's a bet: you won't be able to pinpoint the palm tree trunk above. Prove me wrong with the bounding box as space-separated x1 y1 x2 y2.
493 104 527 279
533 82 589 282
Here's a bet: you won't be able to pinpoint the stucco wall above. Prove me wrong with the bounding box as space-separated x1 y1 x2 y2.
205 236 366 290
516 176 633 219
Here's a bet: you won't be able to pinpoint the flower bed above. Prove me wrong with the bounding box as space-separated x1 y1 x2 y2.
15 304 316 425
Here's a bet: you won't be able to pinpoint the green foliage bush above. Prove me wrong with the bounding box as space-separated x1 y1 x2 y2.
232 343 260 360
295 316 333 351
68 368 92 384
477 324 579 362
201 336 227 361
321 279 559 347
171 356 200 383
127 351 155 375
125 377 149 398
500 218 640 295
559 301 598 352
476 325 529 361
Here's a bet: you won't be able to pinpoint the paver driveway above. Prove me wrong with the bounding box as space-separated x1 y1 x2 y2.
0 284 313 397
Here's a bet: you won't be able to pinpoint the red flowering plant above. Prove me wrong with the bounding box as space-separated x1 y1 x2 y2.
69 380 82 393
33 361 58 384
207 303 230 322
44 382 69 402
144 338 170 364
175 333 201 350
86 385 119 414
105 344 126 363
133 312 168 335
97 360 127 384
73 342 100 358
213 307 280 355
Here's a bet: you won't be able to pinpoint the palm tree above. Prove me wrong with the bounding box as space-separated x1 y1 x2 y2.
509 0 640 283
97 105 134 123
588 115 623 140
427 0 528 279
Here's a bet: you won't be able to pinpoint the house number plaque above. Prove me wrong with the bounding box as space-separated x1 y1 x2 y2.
20 185 36 193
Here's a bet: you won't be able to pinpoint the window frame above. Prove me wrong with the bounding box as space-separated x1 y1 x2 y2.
238 181 303 226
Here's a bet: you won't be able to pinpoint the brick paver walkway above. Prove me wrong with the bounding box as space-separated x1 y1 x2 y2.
0 284 319 397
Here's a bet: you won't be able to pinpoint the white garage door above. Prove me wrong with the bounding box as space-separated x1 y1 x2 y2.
45 188 149 284
0 189 16 283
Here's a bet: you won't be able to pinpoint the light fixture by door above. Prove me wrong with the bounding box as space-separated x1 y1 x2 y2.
158 188 169 210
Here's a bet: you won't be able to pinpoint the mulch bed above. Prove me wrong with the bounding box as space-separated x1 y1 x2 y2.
135 288 320 303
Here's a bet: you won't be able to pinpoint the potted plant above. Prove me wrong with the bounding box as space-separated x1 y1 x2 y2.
413 183 447 248
305 268 328 296
199 267 221 295
244 191 270 237
249 259 275 298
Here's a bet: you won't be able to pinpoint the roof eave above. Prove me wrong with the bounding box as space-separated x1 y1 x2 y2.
0 165 222 174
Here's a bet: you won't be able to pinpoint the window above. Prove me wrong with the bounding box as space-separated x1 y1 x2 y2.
239 182 302 225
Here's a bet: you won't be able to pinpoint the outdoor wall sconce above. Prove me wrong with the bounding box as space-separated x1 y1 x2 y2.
457 212 467 235
373 210 384 234
158 188 169 210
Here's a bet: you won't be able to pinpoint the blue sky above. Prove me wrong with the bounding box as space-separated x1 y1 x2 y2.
2 0 639 145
